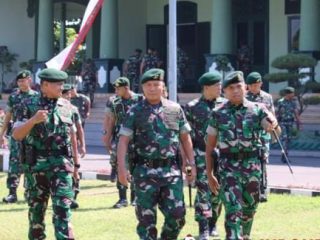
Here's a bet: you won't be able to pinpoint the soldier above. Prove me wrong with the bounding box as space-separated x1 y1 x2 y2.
70 84 91 128
80 58 97 107
117 68 196 240
123 48 142 92
276 86 300 162
0 70 39 203
246 72 275 202
184 72 224 239
140 48 160 75
177 47 188 92
12 68 78 240
62 84 84 209
206 71 280 239
102 77 143 208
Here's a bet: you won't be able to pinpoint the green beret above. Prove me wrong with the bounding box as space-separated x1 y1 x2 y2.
246 72 262 85
62 84 72 91
141 68 165 84
283 86 295 94
198 71 222 86
16 70 31 80
113 77 130 87
223 71 244 88
38 68 68 82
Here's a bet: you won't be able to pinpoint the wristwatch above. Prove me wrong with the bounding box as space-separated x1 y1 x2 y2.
102 130 107 135
74 163 81 169
187 161 196 167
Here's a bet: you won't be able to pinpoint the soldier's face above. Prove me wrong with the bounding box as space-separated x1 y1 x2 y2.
205 83 221 99
142 81 164 103
17 77 31 92
114 86 127 97
223 82 246 104
42 81 64 98
62 91 72 101
247 82 262 94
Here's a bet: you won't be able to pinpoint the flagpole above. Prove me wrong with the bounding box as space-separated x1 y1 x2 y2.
168 0 177 102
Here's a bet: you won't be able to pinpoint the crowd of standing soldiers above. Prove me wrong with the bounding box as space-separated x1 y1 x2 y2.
0 63 300 239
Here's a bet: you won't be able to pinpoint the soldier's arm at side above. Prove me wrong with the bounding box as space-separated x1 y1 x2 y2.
12 110 48 141
71 130 80 180
117 135 130 187
0 111 12 145
76 121 86 157
102 112 115 152
205 133 219 195
180 132 196 182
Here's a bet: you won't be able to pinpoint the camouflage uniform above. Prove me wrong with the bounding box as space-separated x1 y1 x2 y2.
70 93 90 127
125 55 142 92
81 61 97 105
246 90 275 200
15 95 76 240
141 53 158 74
206 99 269 239
177 48 188 91
106 93 143 205
185 96 224 231
5 89 39 193
276 97 297 155
119 98 191 240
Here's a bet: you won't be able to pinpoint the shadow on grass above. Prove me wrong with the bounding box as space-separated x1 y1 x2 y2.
71 206 118 212
80 183 114 190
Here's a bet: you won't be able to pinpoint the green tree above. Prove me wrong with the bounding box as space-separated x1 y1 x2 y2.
264 53 317 114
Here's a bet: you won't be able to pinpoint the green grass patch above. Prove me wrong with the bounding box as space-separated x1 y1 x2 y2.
0 173 319 239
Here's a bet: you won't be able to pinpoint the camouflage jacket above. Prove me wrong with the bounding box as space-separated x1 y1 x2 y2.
71 94 90 122
6 89 39 122
276 98 297 123
126 55 141 79
246 90 275 115
206 99 269 153
142 54 158 72
185 96 225 151
119 98 191 178
15 95 75 171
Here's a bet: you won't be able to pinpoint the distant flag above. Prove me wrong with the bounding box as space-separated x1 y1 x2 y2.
46 0 104 70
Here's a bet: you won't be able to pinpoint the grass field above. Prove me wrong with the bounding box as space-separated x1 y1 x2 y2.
0 173 319 240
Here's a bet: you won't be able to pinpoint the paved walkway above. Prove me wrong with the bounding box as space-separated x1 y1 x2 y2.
80 146 320 196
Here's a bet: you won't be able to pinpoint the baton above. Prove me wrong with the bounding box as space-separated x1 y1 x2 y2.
272 129 294 174
186 165 192 207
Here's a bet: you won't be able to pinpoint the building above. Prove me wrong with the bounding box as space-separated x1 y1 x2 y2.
0 0 319 93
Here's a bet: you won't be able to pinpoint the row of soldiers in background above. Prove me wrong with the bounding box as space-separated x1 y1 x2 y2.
80 58 98 107
123 47 189 93
3 68 86 239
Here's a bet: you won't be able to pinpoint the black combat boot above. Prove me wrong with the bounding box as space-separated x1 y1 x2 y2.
3 188 18 203
130 190 136 206
208 218 219 237
113 188 128 208
110 167 117 183
198 220 209 240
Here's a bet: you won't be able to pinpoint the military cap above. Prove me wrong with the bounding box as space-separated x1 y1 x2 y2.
198 71 222 86
62 84 73 91
38 68 68 82
283 86 295 94
16 70 31 80
246 72 262 85
141 68 165 84
223 71 244 88
113 77 130 87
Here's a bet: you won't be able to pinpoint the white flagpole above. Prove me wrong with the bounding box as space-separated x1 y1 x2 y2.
168 0 177 102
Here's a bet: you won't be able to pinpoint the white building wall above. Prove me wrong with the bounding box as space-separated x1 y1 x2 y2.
0 0 35 85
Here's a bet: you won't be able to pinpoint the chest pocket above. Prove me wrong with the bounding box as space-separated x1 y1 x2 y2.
163 108 179 131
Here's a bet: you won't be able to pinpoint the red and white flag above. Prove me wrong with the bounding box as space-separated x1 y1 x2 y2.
46 0 104 70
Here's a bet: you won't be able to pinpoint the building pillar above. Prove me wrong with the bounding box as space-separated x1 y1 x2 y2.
85 28 94 59
99 0 118 58
299 0 320 51
211 0 232 54
59 3 67 51
36 0 53 61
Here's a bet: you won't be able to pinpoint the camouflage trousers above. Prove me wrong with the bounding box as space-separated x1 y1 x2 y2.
194 150 221 223
218 156 261 239
25 169 75 240
279 121 294 152
134 176 186 240
6 138 24 189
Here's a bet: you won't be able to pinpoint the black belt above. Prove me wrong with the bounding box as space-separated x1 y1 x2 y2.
220 151 257 160
138 158 175 168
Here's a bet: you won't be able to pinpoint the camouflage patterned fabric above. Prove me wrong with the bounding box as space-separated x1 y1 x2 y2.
276 97 298 148
6 89 39 190
81 61 97 104
141 54 159 73
15 95 76 240
119 98 191 240
70 93 90 126
125 55 142 92
206 99 269 239
177 48 188 91
185 96 224 226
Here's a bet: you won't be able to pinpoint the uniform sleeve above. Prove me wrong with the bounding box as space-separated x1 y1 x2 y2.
105 97 115 117
206 111 218 137
72 107 82 125
12 102 29 128
5 95 14 113
118 108 135 138
179 107 191 134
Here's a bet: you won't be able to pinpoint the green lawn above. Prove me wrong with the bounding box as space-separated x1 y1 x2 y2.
0 173 319 239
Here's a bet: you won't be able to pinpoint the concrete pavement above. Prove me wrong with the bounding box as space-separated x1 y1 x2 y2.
80 146 320 197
